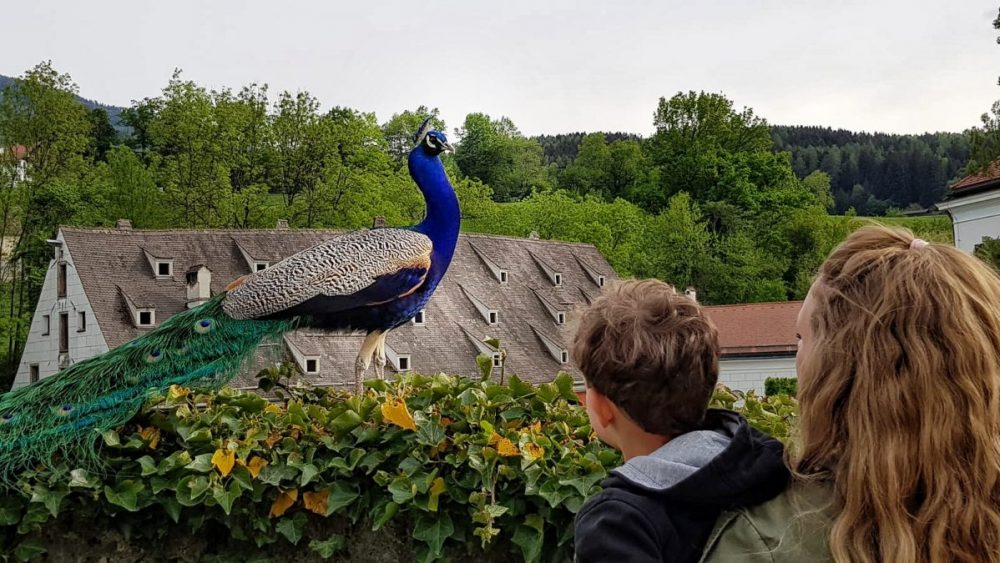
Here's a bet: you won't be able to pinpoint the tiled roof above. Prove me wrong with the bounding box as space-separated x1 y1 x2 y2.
950 159 1000 195
703 301 802 357
60 226 617 386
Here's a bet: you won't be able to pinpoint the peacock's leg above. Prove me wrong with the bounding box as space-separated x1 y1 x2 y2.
374 332 389 380
354 331 382 394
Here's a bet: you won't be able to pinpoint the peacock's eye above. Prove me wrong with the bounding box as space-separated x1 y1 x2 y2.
146 350 163 363
54 405 74 417
0 413 12 424
194 319 213 334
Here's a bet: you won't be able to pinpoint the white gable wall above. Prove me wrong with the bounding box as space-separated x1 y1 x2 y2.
14 231 110 388
936 189 1000 253
718 355 797 394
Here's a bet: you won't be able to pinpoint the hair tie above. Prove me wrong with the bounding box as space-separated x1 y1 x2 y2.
910 238 928 250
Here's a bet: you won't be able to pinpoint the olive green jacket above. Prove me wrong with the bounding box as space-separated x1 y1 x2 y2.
699 481 837 562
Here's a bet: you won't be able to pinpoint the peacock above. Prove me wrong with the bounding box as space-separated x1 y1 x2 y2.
0 119 459 478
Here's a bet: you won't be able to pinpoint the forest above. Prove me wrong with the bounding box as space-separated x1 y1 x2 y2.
0 62 963 389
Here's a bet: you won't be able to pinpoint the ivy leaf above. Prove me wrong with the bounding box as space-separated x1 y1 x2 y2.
137 456 159 477
427 477 446 512
414 411 445 447
211 448 236 477
554 371 579 402
512 514 545 563
161 498 182 524
68 469 101 489
212 482 243 516
328 410 362 434
303 489 328 515
186 453 214 473
104 480 145 512
0 497 23 526
388 477 416 504
30 485 68 518
175 475 210 507
275 512 308 545
309 534 346 559
13 538 46 561
100 429 120 446
325 482 359 516
269 489 298 518
413 513 455 561
299 463 320 487
371 501 399 531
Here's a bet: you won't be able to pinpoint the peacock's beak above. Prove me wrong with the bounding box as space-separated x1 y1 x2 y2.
441 141 455 153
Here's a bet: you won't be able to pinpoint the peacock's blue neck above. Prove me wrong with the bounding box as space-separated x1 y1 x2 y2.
409 148 460 268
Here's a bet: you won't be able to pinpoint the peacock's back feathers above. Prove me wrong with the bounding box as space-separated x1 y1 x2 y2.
0 293 292 479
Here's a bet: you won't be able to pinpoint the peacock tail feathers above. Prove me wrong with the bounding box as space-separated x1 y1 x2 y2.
0 293 293 480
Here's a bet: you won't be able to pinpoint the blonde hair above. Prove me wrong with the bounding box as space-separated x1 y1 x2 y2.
793 225 1000 563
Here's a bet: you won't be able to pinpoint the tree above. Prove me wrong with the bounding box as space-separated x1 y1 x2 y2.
801 170 834 211
119 97 162 160
454 113 549 201
86 108 117 163
0 61 92 387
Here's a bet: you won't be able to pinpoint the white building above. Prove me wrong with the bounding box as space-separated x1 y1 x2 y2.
705 301 800 394
936 161 1000 253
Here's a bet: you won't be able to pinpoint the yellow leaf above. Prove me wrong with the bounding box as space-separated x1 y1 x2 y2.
427 477 446 512
138 426 160 450
303 490 329 515
211 448 236 477
440 417 453 426
264 403 282 414
265 432 281 448
487 432 502 446
167 385 190 401
381 397 416 431
522 442 545 461
269 488 298 518
496 437 519 457
530 421 542 434
246 456 268 479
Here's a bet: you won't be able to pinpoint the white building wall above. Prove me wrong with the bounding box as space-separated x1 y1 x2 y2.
13 231 109 388
718 355 797 394
937 190 1000 253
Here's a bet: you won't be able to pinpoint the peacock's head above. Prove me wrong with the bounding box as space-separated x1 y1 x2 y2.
414 117 454 156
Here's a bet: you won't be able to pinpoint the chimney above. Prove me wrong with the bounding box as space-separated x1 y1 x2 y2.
186 265 212 309
372 216 386 228
684 287 697 302
115 219 133 231
275 219 289 230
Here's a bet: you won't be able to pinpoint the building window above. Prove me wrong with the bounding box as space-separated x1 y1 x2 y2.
560 350 568 364
598 276 605 287
488 311 498 325
398 356 410 372
29 364 39 384
138 310 154 327
412 310 425 326
57 262 67 298
499 270 508 284
553 273 562 286
492 353 502 368
42 314 50 336
156 261 172 277
77 311 86 332
254 261 268 272
59 313 69 354
556 312 565 325
305 358 319 374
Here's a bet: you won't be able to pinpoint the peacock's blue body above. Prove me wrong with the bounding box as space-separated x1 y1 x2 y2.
0 119 459 479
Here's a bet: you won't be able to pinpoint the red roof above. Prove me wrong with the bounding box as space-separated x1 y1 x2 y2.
951 159 1000 194
704 301 801 357
6 145 27 160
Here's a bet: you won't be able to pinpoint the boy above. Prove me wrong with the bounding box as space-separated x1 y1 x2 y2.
573 279 789 563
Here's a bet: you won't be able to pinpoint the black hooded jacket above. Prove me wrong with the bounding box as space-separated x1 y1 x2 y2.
574 409 790 563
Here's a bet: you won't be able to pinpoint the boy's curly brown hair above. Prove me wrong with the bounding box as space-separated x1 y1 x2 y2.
572 278 719 437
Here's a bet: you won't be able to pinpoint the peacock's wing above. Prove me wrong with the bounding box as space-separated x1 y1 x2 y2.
0 294 293 480
222 228 433 320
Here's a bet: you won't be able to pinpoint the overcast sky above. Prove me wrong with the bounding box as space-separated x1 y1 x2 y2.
4 0 999 136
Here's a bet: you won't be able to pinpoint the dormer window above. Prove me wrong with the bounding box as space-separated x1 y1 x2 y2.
499 271 508 284
553 273 562 286
557 312 566 325
397 356 410 372
305 358 319 374
253 261 269 272
492 353 502 368
598 276 605 287
469 242 510 285
488 311 499 325
156 261 172 278
137 309 155 327
560 350 568 364
412 309 426 326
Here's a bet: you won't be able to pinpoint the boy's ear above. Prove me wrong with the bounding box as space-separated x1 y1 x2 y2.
587 388 616 427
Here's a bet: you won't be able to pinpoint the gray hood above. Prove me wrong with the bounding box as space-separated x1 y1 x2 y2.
611 416 738 491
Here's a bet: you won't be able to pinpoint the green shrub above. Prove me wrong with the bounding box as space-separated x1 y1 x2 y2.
0 375 797 561
764 377 798 398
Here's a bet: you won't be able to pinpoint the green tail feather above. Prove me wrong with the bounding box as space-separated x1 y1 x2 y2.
0 293 293 481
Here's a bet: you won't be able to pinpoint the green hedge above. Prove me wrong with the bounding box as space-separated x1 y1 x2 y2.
0 375 796 562
764 377 798 398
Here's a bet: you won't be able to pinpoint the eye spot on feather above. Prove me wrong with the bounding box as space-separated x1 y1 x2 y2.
0 413 13 425
194 319 213 334
146 350 163 363
54 405 74 417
